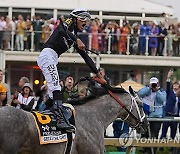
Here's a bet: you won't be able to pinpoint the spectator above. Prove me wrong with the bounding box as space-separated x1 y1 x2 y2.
90 20 99 51
98 23 107 53
32 15 44 51
138 77 166 153
10 16 16 32
2 16 12 50
98 67 111 85
112 121 129 152
88 67 111 95
167 25 174 56
78 20 90 49
41 23 51 44
149 22 159 56
161 70 180 140
174 23 180 56
0 16 6 49
12 83 35 111
35 84 49 111
161 13 170 29
109 21 118 54
130 22 139 55
18 76 30 89
61 75 78 101
139 22 149 55
24 17 32 51
79 88 87 98
0 69 11 105
172 24 179 56
138 77 166 137
177 87 180 97
118 20 130 55
0 83 7 107
15 14 26 51
13 76 30 100
157 22 167 56
10 16 17 50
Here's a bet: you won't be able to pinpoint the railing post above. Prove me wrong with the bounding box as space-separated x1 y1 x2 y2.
145 35 149 56
96 53 100 69
163 37 168 56
0 50 6 74
107 34 111 54
88 33 92 50
126 35 130 55
11 30 15 51
30 31 34 52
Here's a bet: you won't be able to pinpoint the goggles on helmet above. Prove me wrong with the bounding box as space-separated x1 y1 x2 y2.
70 9 91 21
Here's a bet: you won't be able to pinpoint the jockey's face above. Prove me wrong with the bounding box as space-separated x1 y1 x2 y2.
76 19 87 31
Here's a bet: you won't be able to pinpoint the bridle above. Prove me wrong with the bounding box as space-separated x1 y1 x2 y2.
121 94 146 129
91 77 146 129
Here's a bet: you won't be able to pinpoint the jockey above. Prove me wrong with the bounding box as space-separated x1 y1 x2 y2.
37 8 106 132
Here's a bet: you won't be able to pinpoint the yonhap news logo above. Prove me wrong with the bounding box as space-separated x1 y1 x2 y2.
118 133 133 147
118 133 180 147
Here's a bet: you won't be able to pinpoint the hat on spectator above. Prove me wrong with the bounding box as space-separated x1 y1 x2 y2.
0 83 7 93
22 83 32 92
150 77 159 84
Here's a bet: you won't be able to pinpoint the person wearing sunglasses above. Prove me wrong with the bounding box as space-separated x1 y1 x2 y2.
37 8 106 132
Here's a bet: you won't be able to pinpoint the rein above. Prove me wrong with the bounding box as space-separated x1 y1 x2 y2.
74 77 141 125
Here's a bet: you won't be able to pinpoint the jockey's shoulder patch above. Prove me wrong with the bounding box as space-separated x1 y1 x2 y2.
64 18 73 27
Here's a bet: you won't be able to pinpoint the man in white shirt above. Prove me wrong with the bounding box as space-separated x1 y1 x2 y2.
0 16 6 49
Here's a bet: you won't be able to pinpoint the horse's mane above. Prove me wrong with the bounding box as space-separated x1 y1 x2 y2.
64 86 127 105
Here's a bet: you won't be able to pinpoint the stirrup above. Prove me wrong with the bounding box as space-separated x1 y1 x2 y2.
65 124 76 133
56 121 76 132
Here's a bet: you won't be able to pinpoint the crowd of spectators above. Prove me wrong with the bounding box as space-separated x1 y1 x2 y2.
0 14 180 56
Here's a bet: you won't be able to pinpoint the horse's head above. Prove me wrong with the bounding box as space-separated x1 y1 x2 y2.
120 86 149 134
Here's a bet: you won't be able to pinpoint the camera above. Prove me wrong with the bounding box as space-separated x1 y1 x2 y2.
151 83 157 88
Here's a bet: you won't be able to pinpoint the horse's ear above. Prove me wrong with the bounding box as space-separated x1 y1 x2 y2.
129 86 135 96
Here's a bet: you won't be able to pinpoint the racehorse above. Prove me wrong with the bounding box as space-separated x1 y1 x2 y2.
0 86 148 154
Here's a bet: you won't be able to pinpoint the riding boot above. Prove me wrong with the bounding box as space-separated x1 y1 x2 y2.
53 100 76 132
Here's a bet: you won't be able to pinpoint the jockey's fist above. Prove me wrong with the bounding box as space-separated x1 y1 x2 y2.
76 38 85 51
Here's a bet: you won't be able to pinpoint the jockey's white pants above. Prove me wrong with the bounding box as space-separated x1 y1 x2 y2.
37 48 61 99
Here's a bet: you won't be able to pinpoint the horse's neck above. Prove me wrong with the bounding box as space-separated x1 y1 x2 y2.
98 94 124 128
85 93 129 129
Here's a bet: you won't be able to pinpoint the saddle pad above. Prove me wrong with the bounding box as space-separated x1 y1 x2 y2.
31 111 68 145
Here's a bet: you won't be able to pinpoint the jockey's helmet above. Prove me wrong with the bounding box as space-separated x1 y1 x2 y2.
70 8 91 22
